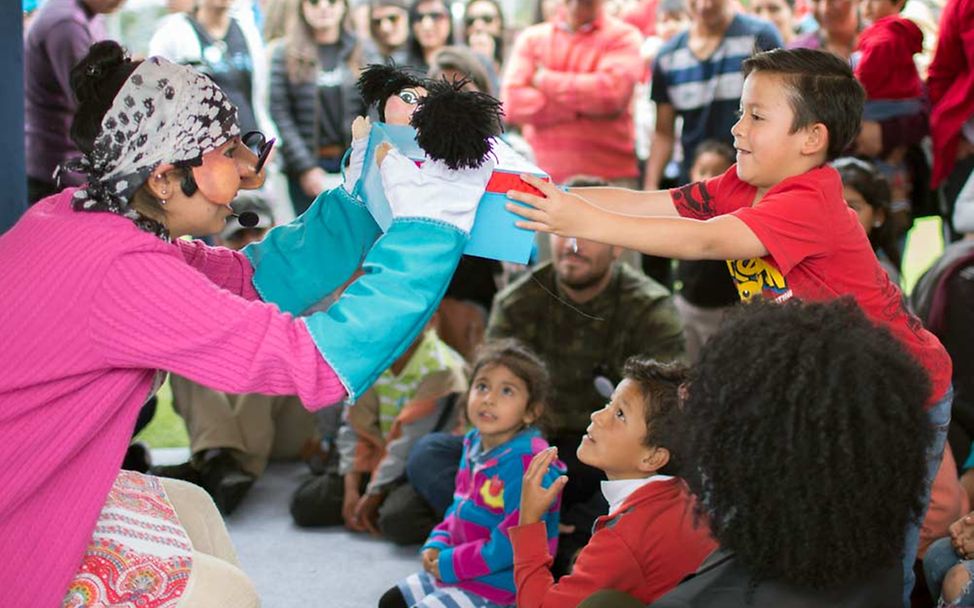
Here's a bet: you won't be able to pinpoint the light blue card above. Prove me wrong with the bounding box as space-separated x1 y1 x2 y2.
355 122 546 264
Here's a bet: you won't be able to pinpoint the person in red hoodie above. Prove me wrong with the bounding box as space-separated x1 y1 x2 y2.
853 0 927 238
509 358 716 607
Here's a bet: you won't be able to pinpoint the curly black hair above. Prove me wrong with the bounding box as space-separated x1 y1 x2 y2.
682 297 932 590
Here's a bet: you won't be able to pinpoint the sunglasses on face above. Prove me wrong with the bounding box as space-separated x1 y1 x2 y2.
416 11 449 22
242 130 276 176
465 13 496 26
371 13 403 26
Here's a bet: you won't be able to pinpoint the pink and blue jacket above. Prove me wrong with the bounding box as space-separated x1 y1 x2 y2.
422 428 564 604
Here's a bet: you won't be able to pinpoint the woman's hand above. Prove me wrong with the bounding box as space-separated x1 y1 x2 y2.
300 167 329 198
519 446 568 526
468 31 496 63
342 116 372 194
506 174 601 238
421 548 441 579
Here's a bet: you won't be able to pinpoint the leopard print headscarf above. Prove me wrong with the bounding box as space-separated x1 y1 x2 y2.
62 56 239 238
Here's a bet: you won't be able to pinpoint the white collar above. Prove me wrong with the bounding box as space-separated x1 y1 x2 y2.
601 475 673 515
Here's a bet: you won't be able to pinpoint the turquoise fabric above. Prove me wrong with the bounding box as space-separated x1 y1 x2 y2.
243 186 381 315
303 218 467 400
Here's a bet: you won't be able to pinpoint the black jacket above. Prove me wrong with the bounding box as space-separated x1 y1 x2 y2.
268 33 365 176
650 550 902 608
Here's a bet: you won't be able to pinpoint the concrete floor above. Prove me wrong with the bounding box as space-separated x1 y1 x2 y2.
153 450 419 608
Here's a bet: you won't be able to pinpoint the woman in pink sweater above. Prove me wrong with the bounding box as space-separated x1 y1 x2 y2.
0 42 493 607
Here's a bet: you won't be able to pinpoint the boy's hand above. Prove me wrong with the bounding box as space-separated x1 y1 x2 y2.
519 446 568 527
421 548 440 579
506 174 600 238
352 491 384 535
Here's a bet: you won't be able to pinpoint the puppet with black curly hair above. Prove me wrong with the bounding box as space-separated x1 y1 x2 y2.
647 298 933 608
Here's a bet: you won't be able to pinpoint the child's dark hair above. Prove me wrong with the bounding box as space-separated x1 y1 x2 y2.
832 156 902 270
742 48 865 161
469 339 551 431
681 297 931 591
692 140 735 168
622 358 689 474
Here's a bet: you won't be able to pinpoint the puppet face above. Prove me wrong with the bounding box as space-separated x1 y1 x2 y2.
383 86 428 125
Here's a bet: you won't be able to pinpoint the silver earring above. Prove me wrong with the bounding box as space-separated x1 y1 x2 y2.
873 220 882 227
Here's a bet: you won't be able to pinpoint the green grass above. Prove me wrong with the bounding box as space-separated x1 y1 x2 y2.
133 217 945 450
134 379 189 449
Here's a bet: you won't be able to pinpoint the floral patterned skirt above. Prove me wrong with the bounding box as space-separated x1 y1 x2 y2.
62 470 193 608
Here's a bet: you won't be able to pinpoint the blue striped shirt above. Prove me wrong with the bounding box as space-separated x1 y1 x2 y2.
651 14 781 181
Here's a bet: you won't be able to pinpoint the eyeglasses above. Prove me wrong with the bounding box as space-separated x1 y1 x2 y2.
305 0 340 6
465 13 497 26
416 11 449 22
371 13 403 26
242 130 276 175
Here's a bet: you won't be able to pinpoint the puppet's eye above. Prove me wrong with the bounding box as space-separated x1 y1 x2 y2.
398 89 420 105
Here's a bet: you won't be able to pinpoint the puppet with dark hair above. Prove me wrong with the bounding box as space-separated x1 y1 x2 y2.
655 298 933 606
356 63 503 170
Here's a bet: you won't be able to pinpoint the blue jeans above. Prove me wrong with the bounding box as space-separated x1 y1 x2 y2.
903 387 953 606
406 432 462 516
924 536 974 605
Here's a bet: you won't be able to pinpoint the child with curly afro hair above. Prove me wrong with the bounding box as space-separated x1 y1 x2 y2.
644 297 934 607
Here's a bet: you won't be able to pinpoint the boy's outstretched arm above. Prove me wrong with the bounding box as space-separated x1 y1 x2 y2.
568 186 681 217
507 174 768 261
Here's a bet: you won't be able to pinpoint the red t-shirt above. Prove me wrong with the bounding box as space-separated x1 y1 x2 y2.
670 164 952 405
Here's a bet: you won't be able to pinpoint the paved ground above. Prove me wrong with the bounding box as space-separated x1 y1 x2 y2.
153 450 418 608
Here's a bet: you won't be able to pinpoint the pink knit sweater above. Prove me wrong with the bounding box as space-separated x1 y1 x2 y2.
0 190 347 607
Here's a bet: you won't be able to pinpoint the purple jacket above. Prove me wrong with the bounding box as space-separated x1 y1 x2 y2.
24 0 108 184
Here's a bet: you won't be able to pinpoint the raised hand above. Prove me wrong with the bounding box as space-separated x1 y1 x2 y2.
342 116 372 194
506 174 600 238
519 446 568 526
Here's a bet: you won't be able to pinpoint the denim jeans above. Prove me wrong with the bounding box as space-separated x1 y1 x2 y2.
924 536 974 606
406 432 463 516
903 387 954 606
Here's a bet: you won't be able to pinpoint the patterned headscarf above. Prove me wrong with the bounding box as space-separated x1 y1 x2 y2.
63 56 239 238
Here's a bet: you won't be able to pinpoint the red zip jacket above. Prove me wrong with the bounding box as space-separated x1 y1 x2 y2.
928 0 974 186
510 477 716 607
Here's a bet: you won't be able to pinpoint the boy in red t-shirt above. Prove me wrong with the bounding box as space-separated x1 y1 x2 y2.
506 47 951 606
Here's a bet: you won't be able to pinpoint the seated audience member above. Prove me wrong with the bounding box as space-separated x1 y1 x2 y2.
832 157 902 283
363 0 410 65
407 188 686 573
290 326 467 544
925 509 974 606
155 193 315 515
671 141 739 362
511 359 716 607
380 340 563 608
645 298 933 607
912 208 974 506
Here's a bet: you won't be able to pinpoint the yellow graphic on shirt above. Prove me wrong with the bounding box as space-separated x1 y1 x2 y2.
479 475 505 510
726 258 792 302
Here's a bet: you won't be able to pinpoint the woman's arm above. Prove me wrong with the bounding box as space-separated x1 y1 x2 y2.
243 185 381 315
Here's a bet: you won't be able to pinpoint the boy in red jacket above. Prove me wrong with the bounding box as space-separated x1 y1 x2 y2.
509 359 715 607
